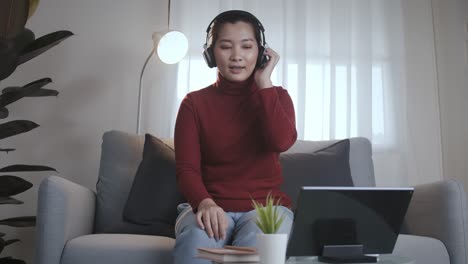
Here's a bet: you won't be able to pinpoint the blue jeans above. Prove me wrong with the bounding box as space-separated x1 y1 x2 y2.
173 203 294 264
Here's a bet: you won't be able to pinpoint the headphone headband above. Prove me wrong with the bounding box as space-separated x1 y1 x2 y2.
204 10 266 47
203 10 268 69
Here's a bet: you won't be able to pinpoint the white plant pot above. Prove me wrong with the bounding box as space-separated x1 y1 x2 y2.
256 233 288 264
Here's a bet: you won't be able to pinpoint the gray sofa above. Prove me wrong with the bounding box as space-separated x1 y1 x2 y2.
35 130 467 264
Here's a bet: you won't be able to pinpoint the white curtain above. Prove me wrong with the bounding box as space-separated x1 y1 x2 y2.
142 0 443 187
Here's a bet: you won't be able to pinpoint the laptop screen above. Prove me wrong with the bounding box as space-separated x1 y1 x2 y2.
286 186 414 258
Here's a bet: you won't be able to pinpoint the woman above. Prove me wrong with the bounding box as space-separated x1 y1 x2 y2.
173 10 297 264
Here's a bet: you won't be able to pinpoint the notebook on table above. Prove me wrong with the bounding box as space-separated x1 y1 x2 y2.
197 245 259 263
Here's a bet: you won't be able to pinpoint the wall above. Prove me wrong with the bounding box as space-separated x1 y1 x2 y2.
0 0 168 262
432 0 468 189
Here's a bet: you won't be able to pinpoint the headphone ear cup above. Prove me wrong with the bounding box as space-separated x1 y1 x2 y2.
256 46 268 69
208 47 216 68
203 45 216 68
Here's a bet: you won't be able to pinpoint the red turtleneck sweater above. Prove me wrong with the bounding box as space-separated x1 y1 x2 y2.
174 73 297 212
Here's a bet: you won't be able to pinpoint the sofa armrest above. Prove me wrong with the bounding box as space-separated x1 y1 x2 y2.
35 175 96 264
402 179 468 264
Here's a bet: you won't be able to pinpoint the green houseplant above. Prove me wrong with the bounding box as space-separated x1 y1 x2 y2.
251 193 286 234
0 0 73 263
251 193 289 264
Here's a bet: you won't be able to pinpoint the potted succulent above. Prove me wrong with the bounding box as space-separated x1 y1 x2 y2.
252 193 289 264
0 0 73 263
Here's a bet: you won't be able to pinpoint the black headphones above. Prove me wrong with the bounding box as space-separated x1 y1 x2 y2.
203 10 269 69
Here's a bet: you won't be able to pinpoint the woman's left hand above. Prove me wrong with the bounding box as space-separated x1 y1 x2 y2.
254 47 280 89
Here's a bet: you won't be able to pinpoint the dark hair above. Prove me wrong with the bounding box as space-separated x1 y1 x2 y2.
208 11 262 49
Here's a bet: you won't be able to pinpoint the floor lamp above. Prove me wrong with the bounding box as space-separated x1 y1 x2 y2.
136 1 188 134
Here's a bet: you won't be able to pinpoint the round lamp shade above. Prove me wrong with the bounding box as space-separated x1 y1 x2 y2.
154 31 188 64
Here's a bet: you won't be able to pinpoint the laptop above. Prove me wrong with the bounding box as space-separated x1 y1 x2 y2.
286 186 414 263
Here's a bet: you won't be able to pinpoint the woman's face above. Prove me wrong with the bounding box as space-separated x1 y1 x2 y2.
213 21 259 82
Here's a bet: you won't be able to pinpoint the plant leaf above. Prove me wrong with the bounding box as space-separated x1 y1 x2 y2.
0 164 56 173
0 239 4 256
11 28 35 53
0 120 38 140
18 30 73 65
28 0 40 19
0 107 8 119
0 148 15 153
251 192 286 234
258 206 269 233
0 0 29 40
4 239 20 247
0 39 20 81
0 256 27 264
0 90 23 109
1 87 21 94
267 193 275 233
4 77 51 92
0 216 36 227
0 197 23 205
0 28 34 81
0 78 52 108
274 214 286 234
20 77 52 95
255 219 266 234
26 88 58 97
264 204 272 233
0 176 32 197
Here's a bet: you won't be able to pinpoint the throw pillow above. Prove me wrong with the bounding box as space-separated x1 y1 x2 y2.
122 133 185 237
280 139 353 206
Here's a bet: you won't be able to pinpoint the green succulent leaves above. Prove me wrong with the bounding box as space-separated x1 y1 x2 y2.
251 193 286 234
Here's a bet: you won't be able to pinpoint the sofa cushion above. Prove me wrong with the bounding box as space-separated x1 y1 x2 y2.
393 234 449 264
61 234 175 264
95 131 144 233
122 133 185 237
280 139 353 205
285 138 375 187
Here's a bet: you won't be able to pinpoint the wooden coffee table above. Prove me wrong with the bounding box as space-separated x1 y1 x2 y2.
212 255 414 264
286 255 414 264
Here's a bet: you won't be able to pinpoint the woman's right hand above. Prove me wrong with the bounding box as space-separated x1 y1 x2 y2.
197 198 228 241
